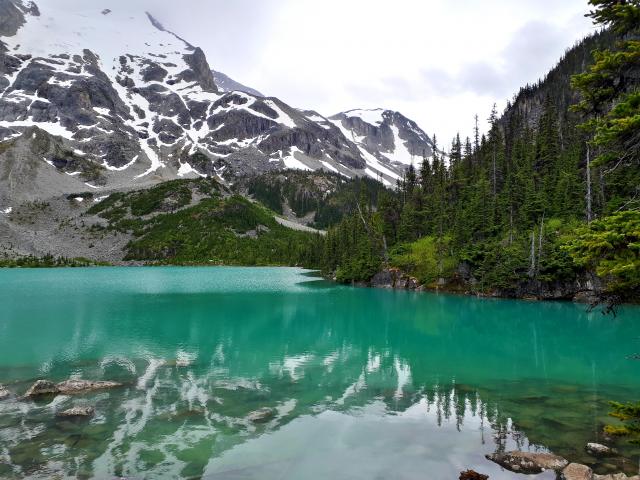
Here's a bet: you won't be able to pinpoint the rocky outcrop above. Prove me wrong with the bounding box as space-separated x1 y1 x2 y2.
181 47 217 93
370 268 423 291
485 451 568 474
56 406 95 418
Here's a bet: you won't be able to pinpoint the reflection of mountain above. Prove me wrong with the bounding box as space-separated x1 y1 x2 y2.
1 268 640 477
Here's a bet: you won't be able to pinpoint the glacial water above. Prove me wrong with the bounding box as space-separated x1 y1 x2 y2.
0 267 639 479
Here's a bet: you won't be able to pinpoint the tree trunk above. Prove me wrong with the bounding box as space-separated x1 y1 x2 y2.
586 143 592 223
536 213 545 276
528 230 536 278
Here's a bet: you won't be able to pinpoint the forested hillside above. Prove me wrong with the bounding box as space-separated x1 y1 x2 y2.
312 0 640 306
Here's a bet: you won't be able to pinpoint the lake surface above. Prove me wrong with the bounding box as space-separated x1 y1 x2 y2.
0 267 639 479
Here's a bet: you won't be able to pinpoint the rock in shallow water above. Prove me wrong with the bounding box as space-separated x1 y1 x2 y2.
561 463 593 480
24 379 60 397
459 469 489 480
0 385 10 400
594 474 640 480
247 407 276 423
56 379 121 394
586 442 616 456
57 406 95 418
24 379 122 397
485 451 568 474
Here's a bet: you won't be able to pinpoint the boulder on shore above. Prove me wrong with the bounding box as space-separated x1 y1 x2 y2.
25 379 60 397
247 407 276 423
485 451 568 474
57 406 95 418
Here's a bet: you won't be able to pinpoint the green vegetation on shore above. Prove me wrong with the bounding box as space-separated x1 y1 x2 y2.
0 254 108 268
88 178 323 266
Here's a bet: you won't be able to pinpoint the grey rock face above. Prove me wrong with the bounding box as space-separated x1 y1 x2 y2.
181 47 217 93
0 0 25 37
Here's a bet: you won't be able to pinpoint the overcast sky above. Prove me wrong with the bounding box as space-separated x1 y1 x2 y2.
149 0 596 145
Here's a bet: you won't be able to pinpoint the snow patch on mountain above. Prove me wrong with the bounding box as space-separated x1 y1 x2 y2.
342 108 385 126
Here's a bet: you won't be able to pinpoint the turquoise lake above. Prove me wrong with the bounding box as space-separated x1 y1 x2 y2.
0 266 639 479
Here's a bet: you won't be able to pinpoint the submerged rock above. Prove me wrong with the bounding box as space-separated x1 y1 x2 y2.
594 475 640 480
56 379 122 394
586 442 616 456
247 407 276 423
25 379 122 398
485 451 568 474
562 463 593 480
57 406 95 418
459 470 489 480
0 384 10 400
25 379 60 397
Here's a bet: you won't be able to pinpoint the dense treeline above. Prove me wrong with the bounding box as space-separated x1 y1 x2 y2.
313 0 639 304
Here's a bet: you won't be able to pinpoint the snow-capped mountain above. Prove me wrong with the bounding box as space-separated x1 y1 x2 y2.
0 0 434 206
329 109 435 179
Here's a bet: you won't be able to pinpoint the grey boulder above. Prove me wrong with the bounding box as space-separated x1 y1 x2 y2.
485 450 568 474
586 442 616 456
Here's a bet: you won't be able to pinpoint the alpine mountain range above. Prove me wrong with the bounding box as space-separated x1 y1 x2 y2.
0 0 436 208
